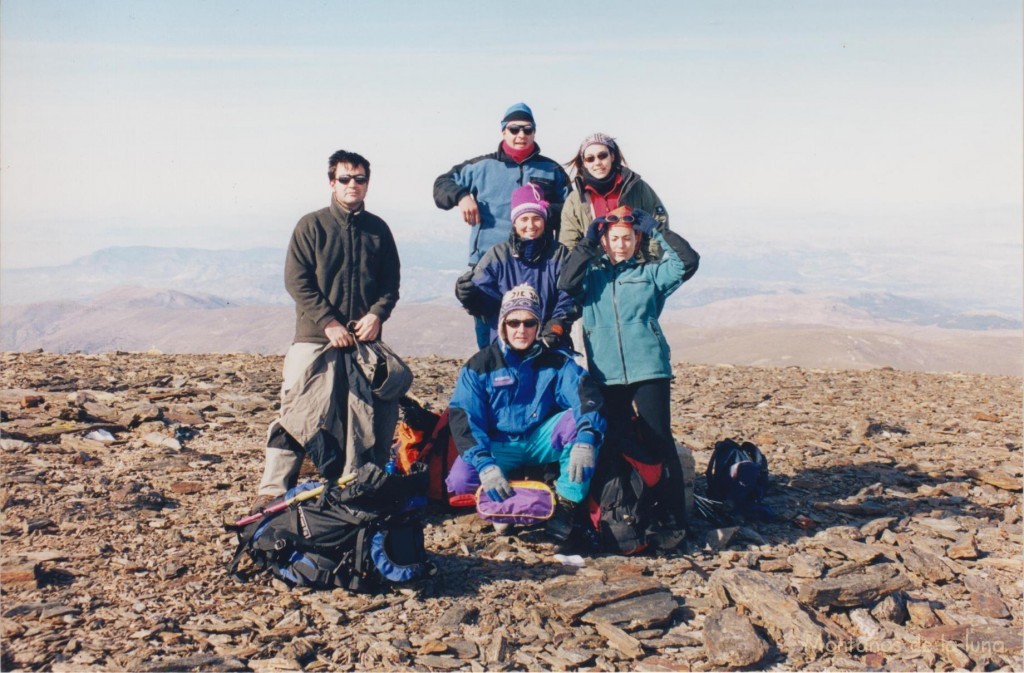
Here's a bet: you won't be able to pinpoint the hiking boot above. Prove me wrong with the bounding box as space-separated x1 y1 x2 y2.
545 497 577 543
248 494 275 516
649 524 688 553
645 504 688 552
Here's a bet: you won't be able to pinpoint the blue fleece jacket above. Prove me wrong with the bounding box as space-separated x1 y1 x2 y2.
433 143 571 265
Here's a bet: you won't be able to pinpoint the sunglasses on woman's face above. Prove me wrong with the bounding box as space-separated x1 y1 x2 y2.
604 214 635 224
335 175 369 185
506 124 536 136
583 151 610 164
505 319 539 329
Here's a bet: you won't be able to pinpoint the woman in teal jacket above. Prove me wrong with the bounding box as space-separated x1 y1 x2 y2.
558 206 699 546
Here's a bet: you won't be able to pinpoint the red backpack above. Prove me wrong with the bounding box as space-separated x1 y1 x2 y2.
394 398 474 508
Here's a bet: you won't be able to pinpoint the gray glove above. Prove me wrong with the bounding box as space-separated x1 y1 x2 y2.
479 464 514 502
567 442 596 483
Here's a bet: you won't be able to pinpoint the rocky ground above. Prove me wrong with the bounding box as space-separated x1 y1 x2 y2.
1 351 1021 672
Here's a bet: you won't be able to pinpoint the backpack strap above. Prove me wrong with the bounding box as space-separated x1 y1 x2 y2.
227 515 276 579
415 408 451 467
346 525 377 592
740 441 769 472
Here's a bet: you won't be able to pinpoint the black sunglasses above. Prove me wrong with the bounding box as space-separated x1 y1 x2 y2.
583 151 610 164
604 214 635 224
506 124 536 136
335 175 368 185
505 318 539 329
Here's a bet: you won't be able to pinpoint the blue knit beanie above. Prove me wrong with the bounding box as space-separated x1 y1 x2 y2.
501 102 535 129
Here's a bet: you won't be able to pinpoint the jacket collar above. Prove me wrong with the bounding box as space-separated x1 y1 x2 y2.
600 253 640 271
498 338 542 364
497 141 541 165
330 198 365 226
575 165 639 198
509 230 553 263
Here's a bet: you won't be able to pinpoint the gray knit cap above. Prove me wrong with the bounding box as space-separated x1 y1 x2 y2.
578 132 618 158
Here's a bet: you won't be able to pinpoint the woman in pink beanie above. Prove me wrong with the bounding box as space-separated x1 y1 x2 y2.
455 183 578 349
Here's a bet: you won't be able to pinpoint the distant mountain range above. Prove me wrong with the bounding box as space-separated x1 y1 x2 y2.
1 245 1020 375
3 244 1020 325
2 285 1020 376
0 245 465 306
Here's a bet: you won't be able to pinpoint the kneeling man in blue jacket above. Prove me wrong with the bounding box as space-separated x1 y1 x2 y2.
446 283 606 541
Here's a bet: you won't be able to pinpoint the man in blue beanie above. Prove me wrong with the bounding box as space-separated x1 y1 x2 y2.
434 102 571 348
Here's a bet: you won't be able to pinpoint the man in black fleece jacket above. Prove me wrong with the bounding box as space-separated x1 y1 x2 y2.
251 149 401 512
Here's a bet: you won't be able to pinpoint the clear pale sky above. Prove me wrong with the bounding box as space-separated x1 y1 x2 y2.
1 0 1021 270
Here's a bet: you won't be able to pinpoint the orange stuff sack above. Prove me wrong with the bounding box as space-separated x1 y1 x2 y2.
394 399 471 507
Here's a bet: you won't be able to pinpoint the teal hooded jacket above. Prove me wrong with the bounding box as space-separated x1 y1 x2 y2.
558 228 699 385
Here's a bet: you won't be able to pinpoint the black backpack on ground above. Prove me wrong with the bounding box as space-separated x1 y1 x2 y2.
705 438 770 516
585 453 656 555
583 421 667 555
227 463 434 592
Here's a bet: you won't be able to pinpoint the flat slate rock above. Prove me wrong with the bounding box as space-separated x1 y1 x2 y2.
542 573 666 621
142 654 248 672
796 564 913 608
916 624 1023 653
579 590 679 629
709 567 828 655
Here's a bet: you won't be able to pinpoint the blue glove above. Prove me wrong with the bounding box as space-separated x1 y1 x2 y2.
479 465 514 502
633 209 658 236
585 219 606 244
567 442 596 483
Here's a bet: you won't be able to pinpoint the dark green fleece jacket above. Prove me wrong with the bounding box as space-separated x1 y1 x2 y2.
285 198 400 343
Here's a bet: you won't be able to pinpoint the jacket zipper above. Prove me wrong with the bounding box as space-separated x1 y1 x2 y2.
347 213 357 322
610 265 629 385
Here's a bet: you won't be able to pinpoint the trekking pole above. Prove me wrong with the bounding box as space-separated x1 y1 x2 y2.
229 472 357 529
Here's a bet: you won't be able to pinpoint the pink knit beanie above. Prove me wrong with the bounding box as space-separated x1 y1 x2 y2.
510 183 548 222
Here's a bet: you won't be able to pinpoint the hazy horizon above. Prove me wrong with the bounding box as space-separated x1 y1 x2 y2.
2 1 1021 284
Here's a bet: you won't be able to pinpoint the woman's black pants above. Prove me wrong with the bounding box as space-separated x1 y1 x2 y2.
601 377 687 527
